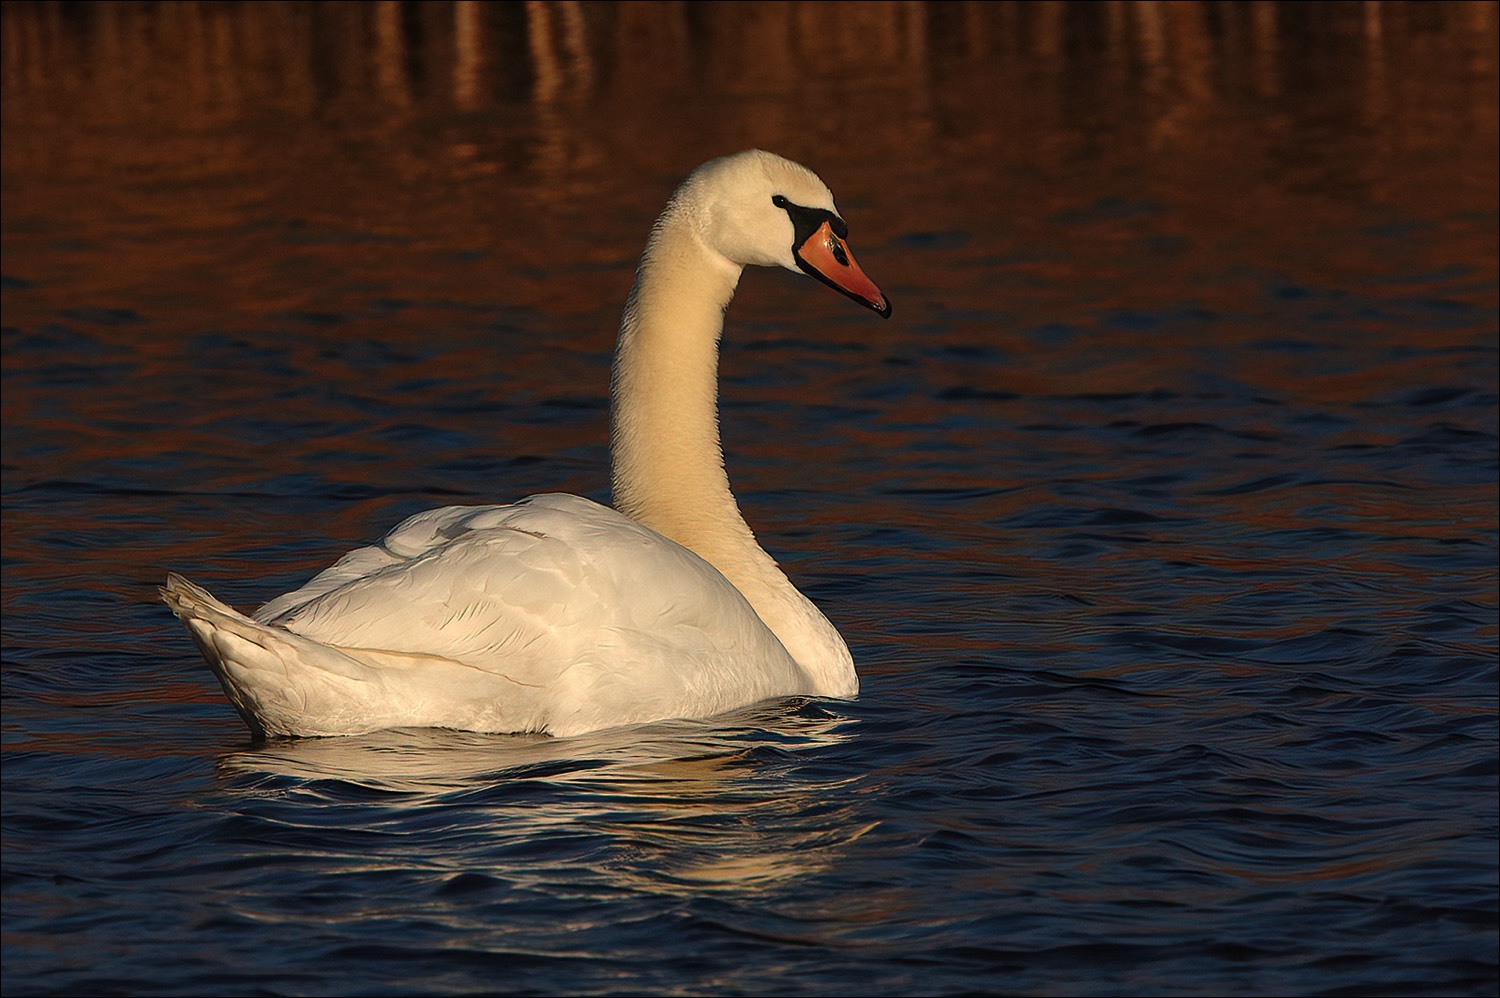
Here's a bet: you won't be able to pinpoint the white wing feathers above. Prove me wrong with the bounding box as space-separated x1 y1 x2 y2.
165 495 806 737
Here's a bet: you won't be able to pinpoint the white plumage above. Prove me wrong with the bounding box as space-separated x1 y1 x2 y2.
163 150 890 738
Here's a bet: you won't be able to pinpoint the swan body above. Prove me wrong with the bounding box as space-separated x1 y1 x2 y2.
163 150 890 739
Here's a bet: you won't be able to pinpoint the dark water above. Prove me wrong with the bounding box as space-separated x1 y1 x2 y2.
3 3 1497 995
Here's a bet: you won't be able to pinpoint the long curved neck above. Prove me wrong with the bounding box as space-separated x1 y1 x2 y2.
610 214 758 575
608 212 853 693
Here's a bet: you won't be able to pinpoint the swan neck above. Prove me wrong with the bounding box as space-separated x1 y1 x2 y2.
606 204 855 697
609 220 745 546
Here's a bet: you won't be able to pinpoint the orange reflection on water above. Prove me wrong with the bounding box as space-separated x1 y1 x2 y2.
2 2 1494 648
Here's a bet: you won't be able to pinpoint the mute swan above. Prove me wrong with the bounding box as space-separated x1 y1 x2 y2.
162 149 890 739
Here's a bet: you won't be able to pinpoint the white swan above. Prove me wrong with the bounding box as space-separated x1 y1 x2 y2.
162 149 890 739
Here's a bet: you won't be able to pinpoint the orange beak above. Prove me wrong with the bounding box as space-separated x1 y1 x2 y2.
794 221 892 318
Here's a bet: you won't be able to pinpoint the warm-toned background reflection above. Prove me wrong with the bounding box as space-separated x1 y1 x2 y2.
6 1 1494 340
5 0 1495 551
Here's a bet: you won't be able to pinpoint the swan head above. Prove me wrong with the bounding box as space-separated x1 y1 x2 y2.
674 150 891 318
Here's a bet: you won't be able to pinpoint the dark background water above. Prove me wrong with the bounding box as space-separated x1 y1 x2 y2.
3 2 1497 995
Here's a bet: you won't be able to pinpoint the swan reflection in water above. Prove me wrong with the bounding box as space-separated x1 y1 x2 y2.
213 699 875 894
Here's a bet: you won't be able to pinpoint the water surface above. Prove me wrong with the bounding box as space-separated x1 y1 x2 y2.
3 3 1497 995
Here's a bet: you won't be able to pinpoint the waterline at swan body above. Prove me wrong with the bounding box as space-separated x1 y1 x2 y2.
162 150 890 739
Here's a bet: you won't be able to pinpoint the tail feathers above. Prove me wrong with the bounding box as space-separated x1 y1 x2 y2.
160 572 241 624
161 573 382 738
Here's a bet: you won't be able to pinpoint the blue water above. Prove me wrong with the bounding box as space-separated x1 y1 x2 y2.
3 4 1497 995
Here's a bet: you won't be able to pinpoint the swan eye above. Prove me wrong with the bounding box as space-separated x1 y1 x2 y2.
772 194 790 209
